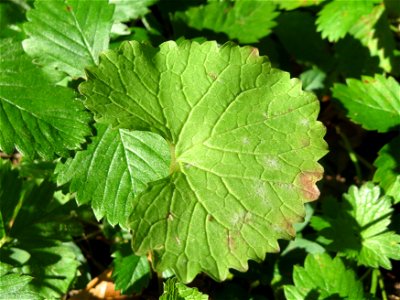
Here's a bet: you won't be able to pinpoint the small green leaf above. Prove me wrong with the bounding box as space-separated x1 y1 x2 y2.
300 68 326 91
373 136 400 203
0 39 91 160
274 0 326 10
174 0 278 43
81 40 327 282
160 278 208 300
316 0 374 42
23 0 114 78
0 164 83 298
332 74 400 132
312 183 400 269
56 123 170 226
111 0 157 22
112 243 151 294
284 253 365 299
0 273 42 300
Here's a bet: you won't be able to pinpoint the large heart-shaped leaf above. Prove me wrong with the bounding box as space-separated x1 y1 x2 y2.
80 40 327 282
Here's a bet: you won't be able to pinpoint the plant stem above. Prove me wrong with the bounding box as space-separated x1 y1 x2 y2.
370 268 378 296
377 269 388 300
142 16 153 32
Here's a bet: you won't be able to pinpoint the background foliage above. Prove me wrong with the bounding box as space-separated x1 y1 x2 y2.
0 0 399 299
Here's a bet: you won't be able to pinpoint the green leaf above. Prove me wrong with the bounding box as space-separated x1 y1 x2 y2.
112 243 151 294
373 136 400 203
312 183 400 269
160 278 208 300
300 68 326 91
349 4 399 73
0 274 42 300
174 1 278 43
81 40 327 282
316 0 374 42
56 123 170 226
111 0 157 22
333 36 382 78
0 164 83 298
284 253 365 299
23 0 114 78
274 0 326 10
0 39 91 160
282 237 325 255
332 74 400 132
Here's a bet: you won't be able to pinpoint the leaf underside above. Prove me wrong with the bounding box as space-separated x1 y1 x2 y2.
80 40 327 282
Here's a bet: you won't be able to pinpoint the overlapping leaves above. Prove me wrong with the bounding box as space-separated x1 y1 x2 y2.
56 123 170 226
311 183 400 269
80 40 327 282
0 161 82 299
0 39 91 160
284 253 365 299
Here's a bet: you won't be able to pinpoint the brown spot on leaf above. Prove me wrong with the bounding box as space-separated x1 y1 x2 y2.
66 5 72 12
282 219 296 237
299 170 323 201
208 214 214 222
208 72 218 80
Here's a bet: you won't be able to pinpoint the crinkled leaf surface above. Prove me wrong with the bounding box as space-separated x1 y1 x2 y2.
311 183 400 269
160 278 208 300
332 74 400 132
56 123 170 226
373 136 400 203
316 0 374 42
0 162 83 298
0 39 91 160
284 253 365 300
112 243 151 294
23 0 114 78
81 40 327 282
175 1 278 43
110 0 157 22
